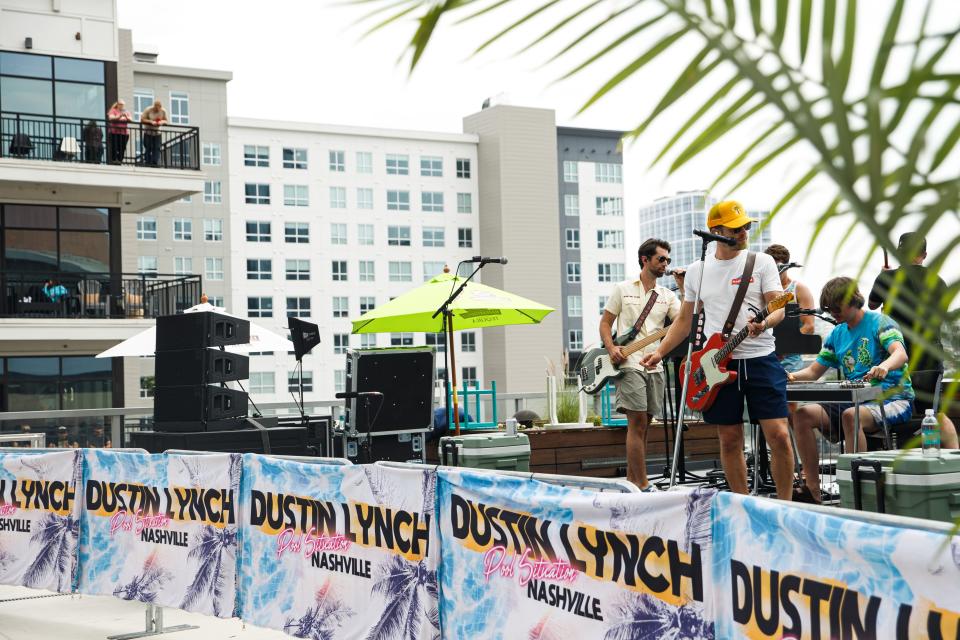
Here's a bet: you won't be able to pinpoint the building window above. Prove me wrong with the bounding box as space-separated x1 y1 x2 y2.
568 330 583 351
599 296 608 316
461 332 476 352
136 216 156 241
173 257 192 275
139 376 155 399
566 262 581 283
598 263 624 282
357 187 374 210
420 156 443 177
387 190 410 211
244 145 269 167
249 372 275 395
202 142 221 166
334 370 346 393
284 184 309 207
332 297 349 318
564 194 579 216
283 147 308 169
285 259 310 281
360 334 376 349
421 191 444 212
597 230 623 250
422 227 445 247
205 257 224 281
563 161 578 183
596 196 623 216
246 221 271 242
247 297 273 318
386 154 409 175
329 150 346 172
567 295 582 318
179 195 192 204
388 226 411 247
456 193 472 214
173 218 192 241
209 296 224 308
247 258 272 280
245 183 270 205
169 91 189 124
423 261 444 281
456 158 471 178
203 180 222 204
356 151 373 174
288 370 313 393
595 163 622 183
462 367 478 386
357 224 374 246
138 256 158 277
287 297 311 318
458 228 473 248
203 218 223 242
425 333 446 352
565 228 580 249
359 296 375 314
133 89 154 120
332 260 348 281
333 334 350 354
330 223 347 245
359 261 375 282
389 261 412 282
284 222 309 244
329 186 346 209
391 333 414 346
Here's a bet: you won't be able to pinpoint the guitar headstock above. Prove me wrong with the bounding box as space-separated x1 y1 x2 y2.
766 292 794 314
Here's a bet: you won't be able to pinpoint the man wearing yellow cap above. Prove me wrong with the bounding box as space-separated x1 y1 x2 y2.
640 201 794 500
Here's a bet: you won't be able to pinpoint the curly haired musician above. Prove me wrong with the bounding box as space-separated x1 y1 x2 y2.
788 277 914 503
600 238 682 491
640 201 795 500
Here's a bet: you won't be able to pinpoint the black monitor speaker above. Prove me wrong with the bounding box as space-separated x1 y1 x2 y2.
344 347 435 435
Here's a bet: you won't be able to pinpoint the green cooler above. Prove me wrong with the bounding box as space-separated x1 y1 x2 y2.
837 449 960 523
439 433 531 471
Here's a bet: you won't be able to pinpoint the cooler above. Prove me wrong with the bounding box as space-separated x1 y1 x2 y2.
439 433 530 472
837 449 960 523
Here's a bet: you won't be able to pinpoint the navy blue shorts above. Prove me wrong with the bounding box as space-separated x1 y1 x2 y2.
702 353 789 425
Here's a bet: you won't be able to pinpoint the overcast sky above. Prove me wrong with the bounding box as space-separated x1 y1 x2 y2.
117 0 960 302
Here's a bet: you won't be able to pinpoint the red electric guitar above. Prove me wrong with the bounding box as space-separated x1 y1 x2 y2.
681 292 794 411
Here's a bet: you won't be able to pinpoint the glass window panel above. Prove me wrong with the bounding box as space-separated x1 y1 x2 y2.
62 379 111 410
59 232 110 273
5 205 56 228
4 229 57 271
0 76 53 114
7 357 59 378
61 356 111 378
54 81 104 119
53 57 104 83
0 52 52 78
7 382 59 411
59 207 108 230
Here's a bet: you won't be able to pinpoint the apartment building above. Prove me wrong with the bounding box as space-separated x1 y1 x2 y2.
227 118 483 404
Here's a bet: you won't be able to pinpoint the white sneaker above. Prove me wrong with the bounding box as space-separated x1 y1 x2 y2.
640 483 660 493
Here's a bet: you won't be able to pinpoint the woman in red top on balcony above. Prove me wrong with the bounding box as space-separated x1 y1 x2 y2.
106 99 132 164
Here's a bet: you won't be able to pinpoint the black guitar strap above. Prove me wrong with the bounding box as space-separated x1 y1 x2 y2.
722 252 756 340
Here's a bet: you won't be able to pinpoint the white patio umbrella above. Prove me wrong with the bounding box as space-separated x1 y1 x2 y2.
95 303 293 358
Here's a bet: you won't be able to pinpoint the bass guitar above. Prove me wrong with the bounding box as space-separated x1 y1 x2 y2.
681 292 794 411
579 327 670 394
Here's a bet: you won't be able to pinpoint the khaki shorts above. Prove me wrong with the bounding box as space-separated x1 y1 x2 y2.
615 368 665 417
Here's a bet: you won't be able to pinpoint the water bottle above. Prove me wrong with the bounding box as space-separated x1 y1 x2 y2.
505 417 517 436
921 409 940 458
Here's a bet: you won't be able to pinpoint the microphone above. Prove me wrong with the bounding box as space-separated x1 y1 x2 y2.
693 229 738 246
664 269 686 277
470 256 509 265
777 261 803 273
334 391 384 400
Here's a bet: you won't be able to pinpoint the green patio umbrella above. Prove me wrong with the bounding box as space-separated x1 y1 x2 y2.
351 271 553 434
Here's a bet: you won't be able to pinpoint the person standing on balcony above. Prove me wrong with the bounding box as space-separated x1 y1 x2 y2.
83 120 103 163
106 100 132 164
140 100 168 167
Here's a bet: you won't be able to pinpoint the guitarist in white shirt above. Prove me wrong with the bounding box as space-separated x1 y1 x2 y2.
600 238 683 491
639 202 795 500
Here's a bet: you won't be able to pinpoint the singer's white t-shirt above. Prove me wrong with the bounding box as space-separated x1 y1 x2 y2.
683 250 783 359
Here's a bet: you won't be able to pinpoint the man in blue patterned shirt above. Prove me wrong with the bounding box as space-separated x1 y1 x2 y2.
787 277 914 503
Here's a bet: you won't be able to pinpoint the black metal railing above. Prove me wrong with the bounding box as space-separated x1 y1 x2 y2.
1 271 202 319
0 112 200 170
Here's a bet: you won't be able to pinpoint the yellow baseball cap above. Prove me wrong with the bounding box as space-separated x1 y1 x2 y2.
707 200 756 229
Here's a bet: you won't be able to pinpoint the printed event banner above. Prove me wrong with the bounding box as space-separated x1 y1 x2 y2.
237 456 439 639
77 450 240 617
436 468 716 639
712 492 960 639
0 450 82 592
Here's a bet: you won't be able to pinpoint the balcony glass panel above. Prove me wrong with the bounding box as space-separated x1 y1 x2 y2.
4 229 57 270
53 57 104 83
7 382 59 411
60 207 109 231
62 357 111 377
60 232 110 272
0 52 51 78
54 81 104 120
0 76 53 114
7 357 59 378
62 379 111 410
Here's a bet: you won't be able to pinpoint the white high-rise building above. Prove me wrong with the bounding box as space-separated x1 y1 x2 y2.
228 118 483 404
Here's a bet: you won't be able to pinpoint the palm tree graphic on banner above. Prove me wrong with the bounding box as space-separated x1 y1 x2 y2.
113 551 172 602
284 579 355 640
366 556 439 640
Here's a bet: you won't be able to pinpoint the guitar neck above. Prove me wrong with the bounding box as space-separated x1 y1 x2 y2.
621 327 669 357
715 306 776 362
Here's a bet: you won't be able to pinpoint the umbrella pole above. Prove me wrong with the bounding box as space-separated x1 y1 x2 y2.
448 311 461 436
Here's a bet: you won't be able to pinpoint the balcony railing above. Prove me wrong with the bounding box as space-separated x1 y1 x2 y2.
1 112 200 170
1 271 202 319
